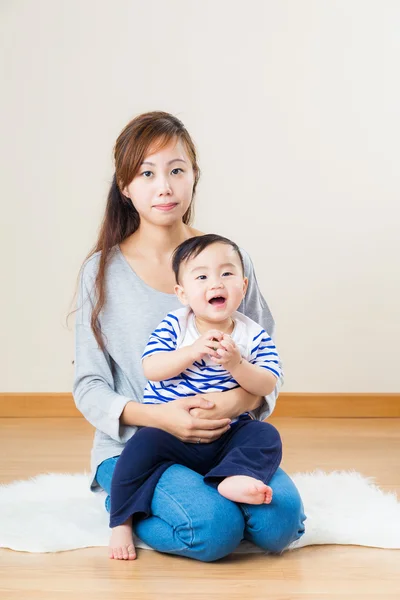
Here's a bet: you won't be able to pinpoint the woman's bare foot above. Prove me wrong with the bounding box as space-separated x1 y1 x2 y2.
218 475 273 504
109 518 136 560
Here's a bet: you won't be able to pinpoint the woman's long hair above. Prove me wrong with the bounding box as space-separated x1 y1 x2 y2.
78 111 200 350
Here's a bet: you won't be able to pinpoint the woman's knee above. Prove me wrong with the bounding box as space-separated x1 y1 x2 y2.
138 464 245 562
269 485 306 553
244 469 306 553
193 494 245 562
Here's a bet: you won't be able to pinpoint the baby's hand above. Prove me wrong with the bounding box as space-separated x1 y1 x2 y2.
210 334 242 372
189 330 224 362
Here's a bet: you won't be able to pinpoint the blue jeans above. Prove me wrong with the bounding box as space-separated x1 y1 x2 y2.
96 459 306 562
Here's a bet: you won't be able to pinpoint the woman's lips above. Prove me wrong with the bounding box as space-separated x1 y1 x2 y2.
153 203 178 211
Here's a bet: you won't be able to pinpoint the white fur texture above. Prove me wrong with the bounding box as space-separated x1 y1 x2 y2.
0 470 399 553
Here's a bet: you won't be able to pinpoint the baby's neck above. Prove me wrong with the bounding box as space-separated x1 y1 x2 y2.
194 315 235 335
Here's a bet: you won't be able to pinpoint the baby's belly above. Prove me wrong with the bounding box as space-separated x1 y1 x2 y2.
143 379 240 403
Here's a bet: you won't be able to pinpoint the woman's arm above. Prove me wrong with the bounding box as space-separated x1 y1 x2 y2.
236 248 284 420
73 260 138 443
121 396 231 443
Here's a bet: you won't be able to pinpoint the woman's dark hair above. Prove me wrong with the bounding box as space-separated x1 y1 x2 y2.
172 234 244 284
77 111 201 350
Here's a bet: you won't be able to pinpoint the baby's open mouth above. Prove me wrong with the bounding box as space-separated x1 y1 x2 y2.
209 297 226 306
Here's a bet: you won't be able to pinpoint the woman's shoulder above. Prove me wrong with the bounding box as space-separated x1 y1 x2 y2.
79 247 119 283
188 226 205 237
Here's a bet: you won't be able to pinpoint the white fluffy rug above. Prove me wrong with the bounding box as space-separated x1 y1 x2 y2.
0 470 399 554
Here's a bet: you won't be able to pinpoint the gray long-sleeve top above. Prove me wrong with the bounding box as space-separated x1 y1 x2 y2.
73 245 283 491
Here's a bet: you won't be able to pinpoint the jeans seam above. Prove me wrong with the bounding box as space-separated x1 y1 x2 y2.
155 485 194 548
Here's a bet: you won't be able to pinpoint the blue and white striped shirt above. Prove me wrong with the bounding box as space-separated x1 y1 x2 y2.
142 307 282 407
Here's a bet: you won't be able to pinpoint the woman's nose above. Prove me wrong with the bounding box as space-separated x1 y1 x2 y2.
158 178 172 195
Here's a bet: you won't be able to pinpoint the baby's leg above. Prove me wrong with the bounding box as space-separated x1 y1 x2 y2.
109 516 136 560
108 426 216 559
204 420 282 505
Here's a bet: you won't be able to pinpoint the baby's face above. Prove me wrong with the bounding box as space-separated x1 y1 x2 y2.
174 243 248 322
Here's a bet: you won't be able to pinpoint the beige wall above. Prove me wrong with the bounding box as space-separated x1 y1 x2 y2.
1 1 399 392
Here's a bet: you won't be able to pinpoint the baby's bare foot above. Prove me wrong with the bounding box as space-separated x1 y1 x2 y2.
218 475 273 505
109 521 136 560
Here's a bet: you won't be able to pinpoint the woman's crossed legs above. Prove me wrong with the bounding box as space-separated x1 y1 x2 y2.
96 458 306 562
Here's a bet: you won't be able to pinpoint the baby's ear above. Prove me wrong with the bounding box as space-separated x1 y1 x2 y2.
174 284 189 305
242 277 249 297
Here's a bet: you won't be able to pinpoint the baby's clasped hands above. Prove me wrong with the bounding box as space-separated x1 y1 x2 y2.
188 329 225 362
210 334 243 372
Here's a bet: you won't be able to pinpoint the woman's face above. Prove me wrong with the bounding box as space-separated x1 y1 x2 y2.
123 137 195 226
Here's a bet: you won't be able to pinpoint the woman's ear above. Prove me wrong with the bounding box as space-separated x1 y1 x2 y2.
242 277 249 297
174 284 189 305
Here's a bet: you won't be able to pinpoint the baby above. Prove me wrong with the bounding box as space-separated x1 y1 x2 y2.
108 234 283 559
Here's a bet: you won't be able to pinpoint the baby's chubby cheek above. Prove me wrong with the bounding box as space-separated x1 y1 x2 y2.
231 281 246 297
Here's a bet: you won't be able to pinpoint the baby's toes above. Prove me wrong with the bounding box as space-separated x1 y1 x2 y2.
254 480 268 492
264 487 273 504
127 544 136 560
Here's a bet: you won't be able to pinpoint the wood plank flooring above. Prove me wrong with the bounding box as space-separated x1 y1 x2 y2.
0 417 399 599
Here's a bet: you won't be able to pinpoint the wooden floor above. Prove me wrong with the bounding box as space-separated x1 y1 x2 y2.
0 416 399 599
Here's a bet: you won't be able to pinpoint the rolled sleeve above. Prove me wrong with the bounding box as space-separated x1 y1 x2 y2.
73 323 137 442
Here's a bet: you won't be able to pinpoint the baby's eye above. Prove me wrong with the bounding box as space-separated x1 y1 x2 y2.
222 272 233 277
196 275 207 280
171 168 184 175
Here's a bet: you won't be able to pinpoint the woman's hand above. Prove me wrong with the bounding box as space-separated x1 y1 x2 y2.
152 396 231 443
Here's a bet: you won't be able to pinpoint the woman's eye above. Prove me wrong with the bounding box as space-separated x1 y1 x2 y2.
222 272 233 277
141 168 183 178
196 275 207 280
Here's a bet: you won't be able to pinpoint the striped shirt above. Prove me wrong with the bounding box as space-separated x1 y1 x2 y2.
142 307 282 410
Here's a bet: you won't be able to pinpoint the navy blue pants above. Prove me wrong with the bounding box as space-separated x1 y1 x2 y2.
109 417 282 528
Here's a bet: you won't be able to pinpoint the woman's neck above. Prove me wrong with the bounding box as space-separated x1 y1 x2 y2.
122 221 195 262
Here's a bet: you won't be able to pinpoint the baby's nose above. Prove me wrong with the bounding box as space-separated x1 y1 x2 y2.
210 280 224 289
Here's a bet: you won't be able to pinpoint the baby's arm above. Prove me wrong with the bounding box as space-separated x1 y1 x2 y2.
143 328 225 382
143 347 194 382
229 360 277 397
211 333 280 397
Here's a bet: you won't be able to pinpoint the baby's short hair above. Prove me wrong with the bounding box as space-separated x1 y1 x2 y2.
172 234 245 284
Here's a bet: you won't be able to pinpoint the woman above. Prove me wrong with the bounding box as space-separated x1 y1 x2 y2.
73 111 306 561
